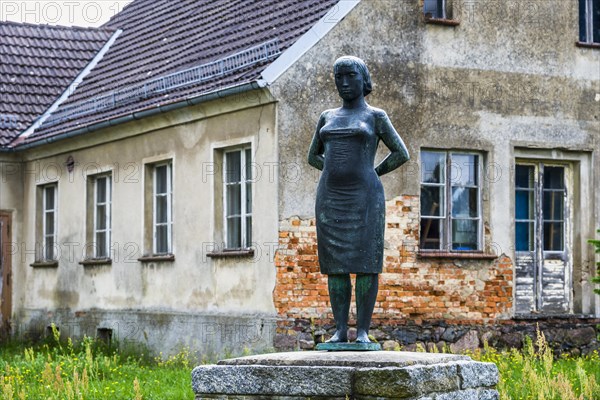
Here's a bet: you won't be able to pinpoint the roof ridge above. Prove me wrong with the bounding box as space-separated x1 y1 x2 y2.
0 20 115 33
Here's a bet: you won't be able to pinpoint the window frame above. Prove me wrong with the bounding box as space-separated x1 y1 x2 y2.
93 174 112 259
42 183 58 261
152 161 173 255
223 146 252 250
419 150 484 253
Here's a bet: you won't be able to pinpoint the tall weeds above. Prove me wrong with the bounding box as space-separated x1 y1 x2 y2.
470 328 600 400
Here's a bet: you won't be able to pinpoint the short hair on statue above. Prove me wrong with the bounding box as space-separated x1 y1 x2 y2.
333 56 373 96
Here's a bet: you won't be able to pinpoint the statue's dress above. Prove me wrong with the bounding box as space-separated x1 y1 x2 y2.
316 116 385 275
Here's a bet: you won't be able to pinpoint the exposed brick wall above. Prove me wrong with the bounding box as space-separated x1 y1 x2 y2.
274 195 514 332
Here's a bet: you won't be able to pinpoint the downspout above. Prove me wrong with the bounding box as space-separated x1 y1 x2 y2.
1 81 265 153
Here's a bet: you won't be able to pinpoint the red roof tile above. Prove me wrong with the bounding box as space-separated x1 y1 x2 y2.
25 0 339 144
0 21 114 146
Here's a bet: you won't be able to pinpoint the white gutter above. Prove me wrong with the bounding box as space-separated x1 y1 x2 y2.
16 29 123 141
258 0 361 85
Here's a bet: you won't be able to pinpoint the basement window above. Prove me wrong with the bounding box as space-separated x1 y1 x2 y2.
97 328 113 344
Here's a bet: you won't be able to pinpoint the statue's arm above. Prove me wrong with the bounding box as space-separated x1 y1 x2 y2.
374 111 410 176
307 113 327 171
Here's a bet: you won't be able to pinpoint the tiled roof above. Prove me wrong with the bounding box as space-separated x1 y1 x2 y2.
0 21 115 146
27 0 340 144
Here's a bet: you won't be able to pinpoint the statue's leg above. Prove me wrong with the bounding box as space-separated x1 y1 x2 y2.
356 273 379 343
326 274 351 343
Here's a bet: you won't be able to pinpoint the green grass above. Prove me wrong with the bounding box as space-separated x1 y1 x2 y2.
0 326 194 400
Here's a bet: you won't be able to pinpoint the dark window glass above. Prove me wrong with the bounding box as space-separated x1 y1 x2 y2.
515 165 534 189
543 167 564 189
515 222 534 252
420 218 442 250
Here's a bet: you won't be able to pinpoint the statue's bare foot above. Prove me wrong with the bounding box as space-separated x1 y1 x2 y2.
356 330 371 343
326 330 348 343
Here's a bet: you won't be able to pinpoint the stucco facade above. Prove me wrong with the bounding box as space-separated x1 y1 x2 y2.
7 90 280 356
270 0 599 352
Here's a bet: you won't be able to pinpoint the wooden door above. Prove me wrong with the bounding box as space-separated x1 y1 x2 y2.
0 213 12 333
514 164 571 315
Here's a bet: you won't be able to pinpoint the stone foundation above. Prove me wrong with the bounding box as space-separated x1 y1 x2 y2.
13 308 276 359
274 317 600 357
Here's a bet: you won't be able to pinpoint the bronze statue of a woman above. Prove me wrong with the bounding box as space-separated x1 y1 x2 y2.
308 56 409 344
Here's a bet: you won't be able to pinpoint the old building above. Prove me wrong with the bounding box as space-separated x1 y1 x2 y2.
1 0 599 356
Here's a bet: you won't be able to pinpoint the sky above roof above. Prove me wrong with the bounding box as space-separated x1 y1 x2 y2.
0 1 133 27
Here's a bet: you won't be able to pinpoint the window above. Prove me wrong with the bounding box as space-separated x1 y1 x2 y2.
579 0 600 44
42 184 58 261
420 151 482 251
93 175 112 259
424 0 446 19
224 147 252 249
153 162 173 255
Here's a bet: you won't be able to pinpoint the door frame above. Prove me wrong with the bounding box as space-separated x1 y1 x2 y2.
0 211 12 334
514 156 574 316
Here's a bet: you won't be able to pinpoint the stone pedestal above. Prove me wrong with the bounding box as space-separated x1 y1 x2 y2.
192 351 499 399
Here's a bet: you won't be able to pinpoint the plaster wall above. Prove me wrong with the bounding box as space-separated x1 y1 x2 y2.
13 90 279 350
271 0 599 318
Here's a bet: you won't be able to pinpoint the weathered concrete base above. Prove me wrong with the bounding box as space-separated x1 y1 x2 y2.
192 351 499 399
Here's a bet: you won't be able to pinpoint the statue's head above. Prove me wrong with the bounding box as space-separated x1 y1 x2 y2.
333 56 373 96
